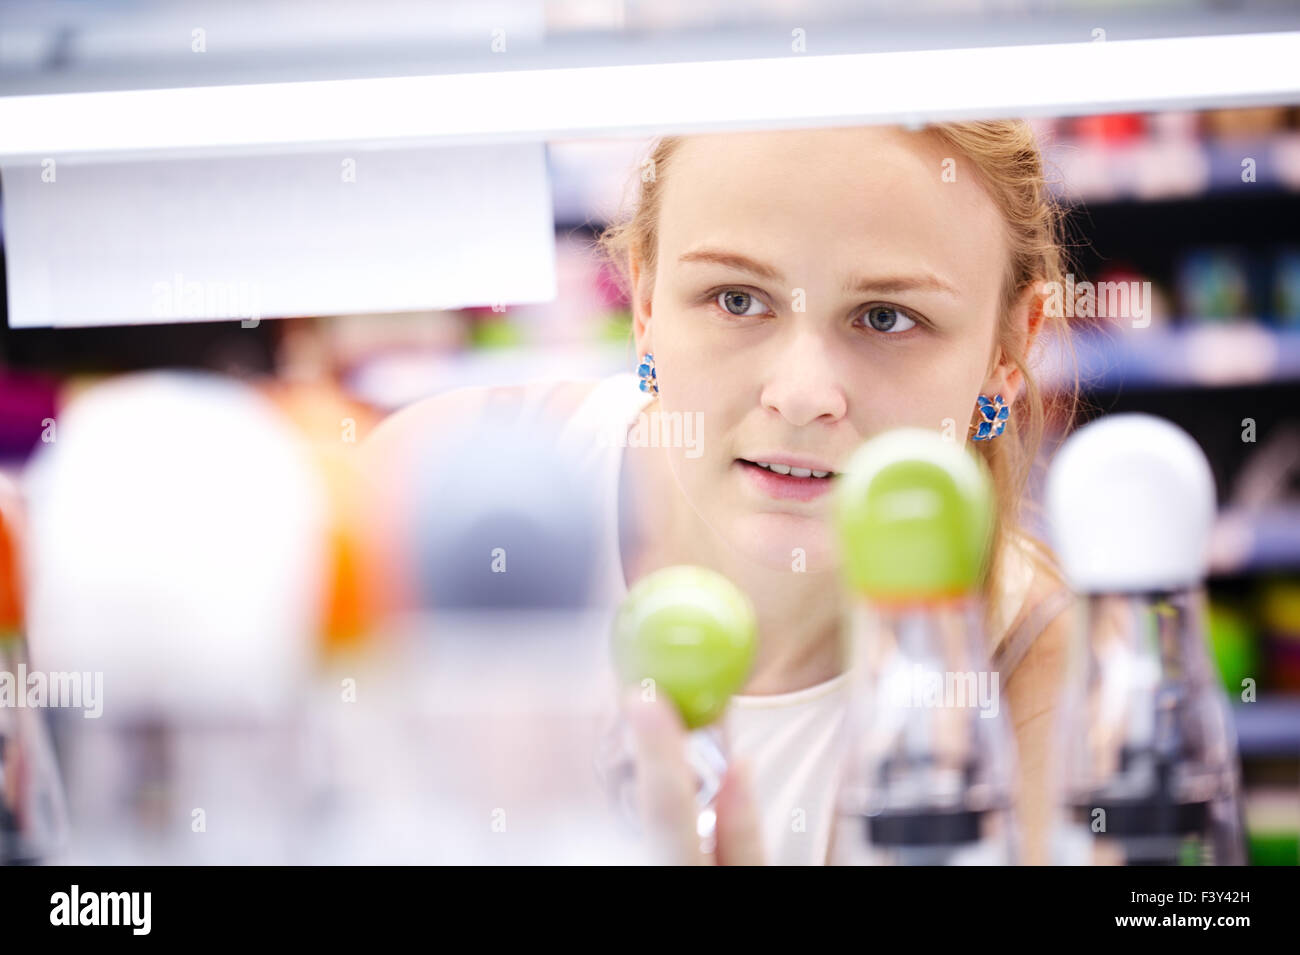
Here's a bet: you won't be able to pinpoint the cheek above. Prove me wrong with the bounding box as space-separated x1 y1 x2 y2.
653 322 733 394
655 350 742 460
848 351 985 437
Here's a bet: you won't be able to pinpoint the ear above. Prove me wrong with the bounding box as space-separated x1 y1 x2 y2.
629 251 654 352
980 283 1045 406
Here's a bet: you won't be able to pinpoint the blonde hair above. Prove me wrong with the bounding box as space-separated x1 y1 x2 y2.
593 122 1082 649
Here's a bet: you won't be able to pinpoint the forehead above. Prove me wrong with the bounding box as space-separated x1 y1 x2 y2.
656 126 1008 296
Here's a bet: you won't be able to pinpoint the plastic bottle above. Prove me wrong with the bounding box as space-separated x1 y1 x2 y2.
600 564 757 857
1046 413 1248 865
829 428 1020 865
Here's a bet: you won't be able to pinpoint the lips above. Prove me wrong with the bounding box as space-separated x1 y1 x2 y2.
739 455 838 477
735 458 838 502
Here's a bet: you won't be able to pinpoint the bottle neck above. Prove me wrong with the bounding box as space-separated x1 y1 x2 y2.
848 596 987 660
1079 585 1216 686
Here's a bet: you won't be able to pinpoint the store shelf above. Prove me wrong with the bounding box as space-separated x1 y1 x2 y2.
1211 506 1300 575
1233 696 1300 757
1043 324 1300 392
1043 133 1300 203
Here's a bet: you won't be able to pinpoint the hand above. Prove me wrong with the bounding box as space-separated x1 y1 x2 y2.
621 689 766 865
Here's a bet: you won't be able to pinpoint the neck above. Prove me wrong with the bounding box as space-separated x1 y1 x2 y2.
620 402 848 696
730 568 847 695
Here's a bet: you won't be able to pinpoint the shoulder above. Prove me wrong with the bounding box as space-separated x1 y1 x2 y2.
1002 535 1076 726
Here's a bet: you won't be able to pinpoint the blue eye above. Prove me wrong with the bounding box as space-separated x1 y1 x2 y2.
862 305 917 333
716 289 769 317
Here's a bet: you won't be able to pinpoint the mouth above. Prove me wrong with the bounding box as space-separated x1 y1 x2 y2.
735 457 839 502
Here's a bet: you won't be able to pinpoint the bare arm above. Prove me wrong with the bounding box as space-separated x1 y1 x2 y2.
1004 597 1076 865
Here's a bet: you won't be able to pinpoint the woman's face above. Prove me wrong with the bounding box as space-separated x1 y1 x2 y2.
633 126 1023 574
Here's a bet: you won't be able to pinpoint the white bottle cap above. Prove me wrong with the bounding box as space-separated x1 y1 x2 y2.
1046 413 1216 593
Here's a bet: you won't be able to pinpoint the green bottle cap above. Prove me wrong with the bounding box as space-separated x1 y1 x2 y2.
611 565 758 729
833 428 994 601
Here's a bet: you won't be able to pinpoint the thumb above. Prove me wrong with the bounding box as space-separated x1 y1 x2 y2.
622 688 705 865
715 757 765 866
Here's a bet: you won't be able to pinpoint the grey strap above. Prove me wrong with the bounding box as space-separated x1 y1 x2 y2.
992 585 1077 685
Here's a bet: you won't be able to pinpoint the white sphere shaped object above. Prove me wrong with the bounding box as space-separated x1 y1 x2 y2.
1046 413 1216 593
21 371 329 720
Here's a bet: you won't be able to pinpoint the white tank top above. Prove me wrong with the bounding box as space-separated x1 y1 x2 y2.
551 371 1068 865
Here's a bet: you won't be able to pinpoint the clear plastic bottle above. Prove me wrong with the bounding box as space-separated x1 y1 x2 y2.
597 564 757 858
829 428 1020 865
1047 414 1247 866
1054 588 1247 865
597 716 729 854
831 600 1021 865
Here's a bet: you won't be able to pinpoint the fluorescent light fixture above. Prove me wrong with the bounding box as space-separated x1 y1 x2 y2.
1 31 1298 160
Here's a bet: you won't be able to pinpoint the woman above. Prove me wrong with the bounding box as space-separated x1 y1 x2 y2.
365 121 1082 865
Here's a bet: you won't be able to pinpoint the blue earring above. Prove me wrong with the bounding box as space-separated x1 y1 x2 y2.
637 352 659 395
972 393 1010 441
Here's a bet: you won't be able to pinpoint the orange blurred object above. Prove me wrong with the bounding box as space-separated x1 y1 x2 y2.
260 379 394 654
0 504 22 634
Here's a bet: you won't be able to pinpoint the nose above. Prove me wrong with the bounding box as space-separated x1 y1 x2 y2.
758 325 848 427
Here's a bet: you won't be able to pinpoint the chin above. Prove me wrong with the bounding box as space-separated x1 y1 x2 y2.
727 509 839 575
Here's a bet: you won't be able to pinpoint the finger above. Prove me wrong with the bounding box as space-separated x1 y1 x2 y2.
715 757 765 866
621 689 704 865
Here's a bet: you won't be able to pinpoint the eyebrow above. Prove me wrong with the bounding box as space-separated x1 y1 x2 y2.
677 247 961 298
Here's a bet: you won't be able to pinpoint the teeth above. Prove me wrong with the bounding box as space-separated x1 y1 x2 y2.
752 461 834 478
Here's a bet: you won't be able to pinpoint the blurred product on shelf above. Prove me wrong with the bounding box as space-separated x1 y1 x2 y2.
1260 578 1300 693
1092 262 1172 330
0 477 21 633
1177 247 1253 324
0 370 59 463
1210 421 1300 577
261 378 392 656
1273 247 1300 327
1204 107 1294 140
404 403 603 611
1207 600 1259 699
1043 106 1300 201
1147 110 1202 140
1072 113 1146 144
0 473 70 864
1132 111 1210 199
1040 322 1300 392
22 371 332 863
1243 787 1300 866
465 310 526 349
24 371 331 716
